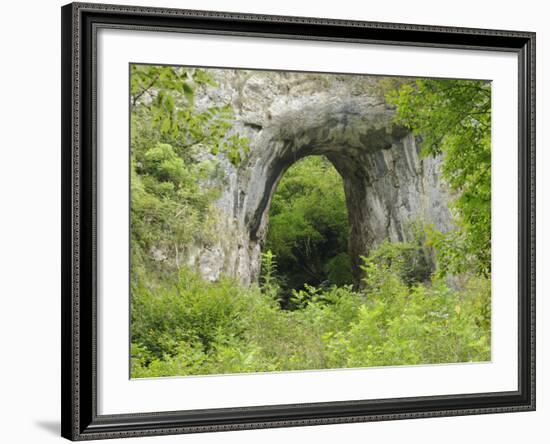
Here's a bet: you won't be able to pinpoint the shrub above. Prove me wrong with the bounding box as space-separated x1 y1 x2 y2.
131 242 490 378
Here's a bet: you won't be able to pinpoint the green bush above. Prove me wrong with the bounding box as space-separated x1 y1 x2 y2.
131 242 490 378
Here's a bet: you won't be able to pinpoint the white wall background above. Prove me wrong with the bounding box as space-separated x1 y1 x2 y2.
0 0 545 442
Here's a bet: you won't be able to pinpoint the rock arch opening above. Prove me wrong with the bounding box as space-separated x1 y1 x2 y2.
190 71 454 287
235 102 416 287
253 143 378 289
262 155 354 301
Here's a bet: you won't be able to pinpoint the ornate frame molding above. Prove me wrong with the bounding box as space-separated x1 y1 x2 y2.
61 2 535 440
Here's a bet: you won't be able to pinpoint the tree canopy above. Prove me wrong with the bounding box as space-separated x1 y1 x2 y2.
387 78 491 277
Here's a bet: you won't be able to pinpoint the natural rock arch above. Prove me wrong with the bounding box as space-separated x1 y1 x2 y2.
189 70 454 286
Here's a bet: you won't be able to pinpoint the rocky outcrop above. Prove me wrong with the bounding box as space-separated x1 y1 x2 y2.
186 70 454 285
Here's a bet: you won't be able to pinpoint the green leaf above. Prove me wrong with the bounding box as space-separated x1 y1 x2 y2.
182 83 194 104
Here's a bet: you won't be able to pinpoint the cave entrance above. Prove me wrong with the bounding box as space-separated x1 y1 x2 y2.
243 138 374 291
262 155 353 305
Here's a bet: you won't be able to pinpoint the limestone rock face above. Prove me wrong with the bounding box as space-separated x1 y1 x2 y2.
186 70 454 285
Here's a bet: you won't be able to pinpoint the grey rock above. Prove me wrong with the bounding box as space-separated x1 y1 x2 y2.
186 70 453 285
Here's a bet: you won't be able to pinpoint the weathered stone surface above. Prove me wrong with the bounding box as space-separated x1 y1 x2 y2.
187 70 454 285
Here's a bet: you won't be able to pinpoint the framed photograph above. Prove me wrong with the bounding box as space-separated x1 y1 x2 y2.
61 2 535 440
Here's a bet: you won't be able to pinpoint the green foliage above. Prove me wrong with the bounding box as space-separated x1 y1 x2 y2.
130 71 492 380
131 268 257 361
265 156 352 298
387 78 491 276
325 253 354 286
131 65 249 167
260 249 281 301
365 224 433 287
131 64 250 279
131 242 491 378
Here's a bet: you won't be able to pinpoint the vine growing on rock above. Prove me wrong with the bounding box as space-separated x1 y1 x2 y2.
387 78 492 277
130 65 250 282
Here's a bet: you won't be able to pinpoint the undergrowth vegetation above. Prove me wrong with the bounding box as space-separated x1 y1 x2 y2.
131 244 490 377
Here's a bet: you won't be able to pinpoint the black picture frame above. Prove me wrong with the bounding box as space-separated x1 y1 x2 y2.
61 2 536 440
